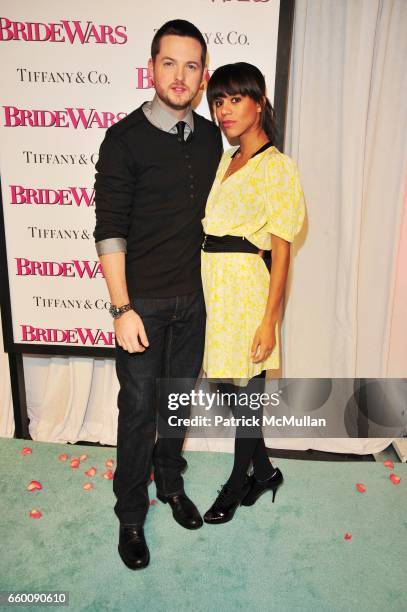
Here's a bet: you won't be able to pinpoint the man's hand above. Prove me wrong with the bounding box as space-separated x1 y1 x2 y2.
114 310 149 353
251 319 276 364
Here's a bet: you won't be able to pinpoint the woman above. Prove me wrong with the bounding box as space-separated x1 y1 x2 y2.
201 62 305 524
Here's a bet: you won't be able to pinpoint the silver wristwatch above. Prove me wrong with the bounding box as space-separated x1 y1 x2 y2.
109 303 133 319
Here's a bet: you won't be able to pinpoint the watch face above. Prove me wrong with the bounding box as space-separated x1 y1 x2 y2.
109 304 131 318
109 305 119 318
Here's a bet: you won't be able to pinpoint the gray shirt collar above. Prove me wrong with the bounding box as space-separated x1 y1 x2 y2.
143 94 194 133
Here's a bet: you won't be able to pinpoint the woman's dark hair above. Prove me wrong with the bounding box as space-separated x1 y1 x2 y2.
151 20 207 70
207 62 277 144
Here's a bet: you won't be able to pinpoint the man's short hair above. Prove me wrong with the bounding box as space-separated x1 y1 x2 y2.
151 19 207 69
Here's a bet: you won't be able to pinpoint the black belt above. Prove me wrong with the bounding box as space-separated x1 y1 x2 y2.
202 234 271 271
202 234 259 253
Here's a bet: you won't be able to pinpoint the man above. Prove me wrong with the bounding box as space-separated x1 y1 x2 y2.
94 19 223 570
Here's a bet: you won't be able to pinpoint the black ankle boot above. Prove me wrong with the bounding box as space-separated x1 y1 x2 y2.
241 468 283 506
204 480 251 525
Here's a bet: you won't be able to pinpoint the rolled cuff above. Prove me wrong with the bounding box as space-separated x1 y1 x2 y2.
96 237 127 255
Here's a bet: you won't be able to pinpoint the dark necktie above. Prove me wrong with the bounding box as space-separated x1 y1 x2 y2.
176 121 186 143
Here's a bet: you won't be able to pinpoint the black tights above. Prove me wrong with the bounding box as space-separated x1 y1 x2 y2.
218 372 274 491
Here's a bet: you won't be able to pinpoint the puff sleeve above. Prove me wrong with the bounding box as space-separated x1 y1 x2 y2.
264 154 305 243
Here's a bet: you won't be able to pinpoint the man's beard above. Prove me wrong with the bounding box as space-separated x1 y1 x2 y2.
156 89 192 111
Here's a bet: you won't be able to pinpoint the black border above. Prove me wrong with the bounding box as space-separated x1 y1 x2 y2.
0 0 295 358
274 0 295 152
8 343 115 358
0 176 15 352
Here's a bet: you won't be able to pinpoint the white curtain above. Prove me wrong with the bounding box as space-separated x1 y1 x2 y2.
23 355 118 445
2 0 406 455
284 0 407 379
267 0 407 453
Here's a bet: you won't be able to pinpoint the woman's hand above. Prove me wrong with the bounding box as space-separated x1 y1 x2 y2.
251 318 276 363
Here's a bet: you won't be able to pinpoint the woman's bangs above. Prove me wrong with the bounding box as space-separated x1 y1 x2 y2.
207 66 256 105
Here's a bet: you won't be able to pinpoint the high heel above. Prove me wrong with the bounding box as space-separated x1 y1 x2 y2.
240 468 283 506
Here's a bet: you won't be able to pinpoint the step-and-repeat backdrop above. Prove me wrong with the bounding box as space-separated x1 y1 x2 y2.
0 0 281 354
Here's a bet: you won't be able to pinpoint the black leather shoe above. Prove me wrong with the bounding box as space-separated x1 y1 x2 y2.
157 492 203 530
241 468 284 506
118 525 150 570
203 480 251 525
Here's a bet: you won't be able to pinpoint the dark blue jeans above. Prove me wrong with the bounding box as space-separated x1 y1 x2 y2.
113 289 205 526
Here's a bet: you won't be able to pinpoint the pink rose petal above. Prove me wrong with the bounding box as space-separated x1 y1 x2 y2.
59 453 69 462
105 459 114 469
27 480 42 492
79 454 88 462
384 460 394 470
356 483 366 493
29 509 42 519
70 458 80 469
389 473 401 485
344 532 352 541
85 467 97 477
83 483 93 491
21 447 32 455
150 499 157 506
102 470 114 480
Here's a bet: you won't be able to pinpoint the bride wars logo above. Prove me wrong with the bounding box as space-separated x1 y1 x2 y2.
0 17 127 44
20 325 115 346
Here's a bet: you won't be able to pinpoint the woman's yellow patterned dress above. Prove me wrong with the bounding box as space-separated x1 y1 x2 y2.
201 145 305 379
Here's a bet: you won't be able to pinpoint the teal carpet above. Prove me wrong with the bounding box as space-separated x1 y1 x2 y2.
0 438 406 612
